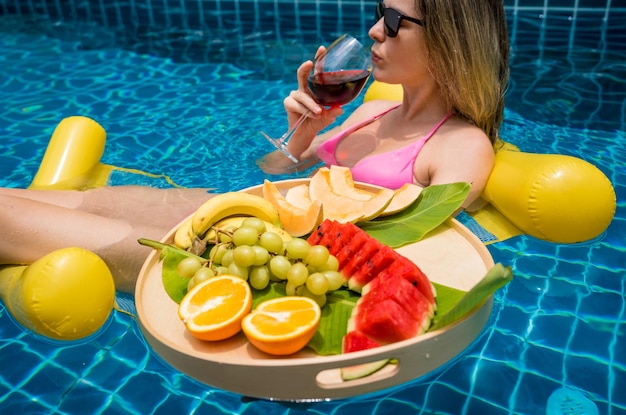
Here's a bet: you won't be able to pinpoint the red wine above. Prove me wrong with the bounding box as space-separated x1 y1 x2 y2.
308 69 371 107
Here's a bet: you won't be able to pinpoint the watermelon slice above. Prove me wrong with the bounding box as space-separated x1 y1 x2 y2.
340 357 390 381
313 219 341 248
361 273 432 329
341 237 382 281
335 229 370 270
342 330 382 353
377 256 437 313
348 245 396 291
307 219 437 380
329 222 360 257
308 220 436 301
355 298 421 343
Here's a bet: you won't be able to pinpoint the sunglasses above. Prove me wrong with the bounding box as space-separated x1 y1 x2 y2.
375 2 424 38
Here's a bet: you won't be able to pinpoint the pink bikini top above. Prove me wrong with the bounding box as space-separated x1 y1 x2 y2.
316 106 454 189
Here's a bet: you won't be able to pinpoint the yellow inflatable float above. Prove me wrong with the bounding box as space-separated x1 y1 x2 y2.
2 116 178 342
29 115 181 190
0 247 116 341
365 81 616 244
29 116 113 190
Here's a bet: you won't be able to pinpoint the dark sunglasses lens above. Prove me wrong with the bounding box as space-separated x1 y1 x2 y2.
384 9 400 37
376 4 400 37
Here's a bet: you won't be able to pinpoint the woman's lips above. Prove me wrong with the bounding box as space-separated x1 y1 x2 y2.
371 51 381 65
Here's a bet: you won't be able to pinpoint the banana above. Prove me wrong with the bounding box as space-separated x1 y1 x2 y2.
173 216 195 249
204 216 292 242
191 192 281 238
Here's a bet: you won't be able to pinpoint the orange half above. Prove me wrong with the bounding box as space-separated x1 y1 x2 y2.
242 296 321 355
178 275 252 341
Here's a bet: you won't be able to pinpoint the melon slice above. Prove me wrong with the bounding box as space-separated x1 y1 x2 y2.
262 180 323 237
306 219 436 381
309 168 394 223
328 165 375 201
348 245 396 291
361 273 432 333
379 183 424 216
377 256 437 315
285 184 314 210
356 298 421 343
343 240 382 290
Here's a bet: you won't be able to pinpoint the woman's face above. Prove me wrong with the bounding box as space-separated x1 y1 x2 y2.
368 0 432 87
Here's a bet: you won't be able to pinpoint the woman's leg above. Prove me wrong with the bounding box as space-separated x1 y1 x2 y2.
0 187 215 293
0 187 84 209
0 186 214 224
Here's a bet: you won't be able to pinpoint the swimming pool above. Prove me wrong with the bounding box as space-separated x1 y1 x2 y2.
1 0 625 414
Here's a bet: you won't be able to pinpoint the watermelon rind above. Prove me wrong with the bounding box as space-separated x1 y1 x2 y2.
340 359 391 381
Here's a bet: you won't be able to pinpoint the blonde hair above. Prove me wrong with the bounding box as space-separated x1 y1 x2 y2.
419 0 509 143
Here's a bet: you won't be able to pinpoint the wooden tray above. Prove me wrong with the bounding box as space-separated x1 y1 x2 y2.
135 179 495 401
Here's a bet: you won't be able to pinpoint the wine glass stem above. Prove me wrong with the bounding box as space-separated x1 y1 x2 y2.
268 110 311 163
280 110 310 145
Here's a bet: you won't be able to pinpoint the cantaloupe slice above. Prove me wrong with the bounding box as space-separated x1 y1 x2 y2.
379 183 423 216
262 180 323 237
328 165 375 201
309 168 394 223
285 184 314 210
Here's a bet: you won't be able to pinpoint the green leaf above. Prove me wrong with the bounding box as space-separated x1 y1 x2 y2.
430 263 513 331
307 289 360 355
251 281 287 307
430 282 466 318
359 182 471 248
138 238 206 303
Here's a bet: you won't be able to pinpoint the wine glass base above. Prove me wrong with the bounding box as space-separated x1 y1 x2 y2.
260 133 299 163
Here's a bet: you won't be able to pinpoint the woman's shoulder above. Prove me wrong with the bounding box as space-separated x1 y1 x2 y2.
440 116 492 148
423 115 494 167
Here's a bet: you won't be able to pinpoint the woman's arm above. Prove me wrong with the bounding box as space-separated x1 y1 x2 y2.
422 125 495 210
257 99 396 174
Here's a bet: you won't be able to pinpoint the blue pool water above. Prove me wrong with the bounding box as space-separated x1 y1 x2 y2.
1 1 625 414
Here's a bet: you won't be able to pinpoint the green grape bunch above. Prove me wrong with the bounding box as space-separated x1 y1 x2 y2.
178 217 344 308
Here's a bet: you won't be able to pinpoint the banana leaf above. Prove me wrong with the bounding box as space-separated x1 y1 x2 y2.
360 182 471 248
429 263 513 331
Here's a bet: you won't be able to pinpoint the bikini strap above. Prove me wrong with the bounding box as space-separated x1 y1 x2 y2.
423 111 455 140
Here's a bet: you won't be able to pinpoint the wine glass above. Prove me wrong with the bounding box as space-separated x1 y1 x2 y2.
260 34 372 163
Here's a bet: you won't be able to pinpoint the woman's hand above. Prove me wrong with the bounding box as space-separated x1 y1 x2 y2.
284 56 343 159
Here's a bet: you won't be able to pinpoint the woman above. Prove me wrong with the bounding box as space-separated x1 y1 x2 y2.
259 0 510 210
1 0 510 292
